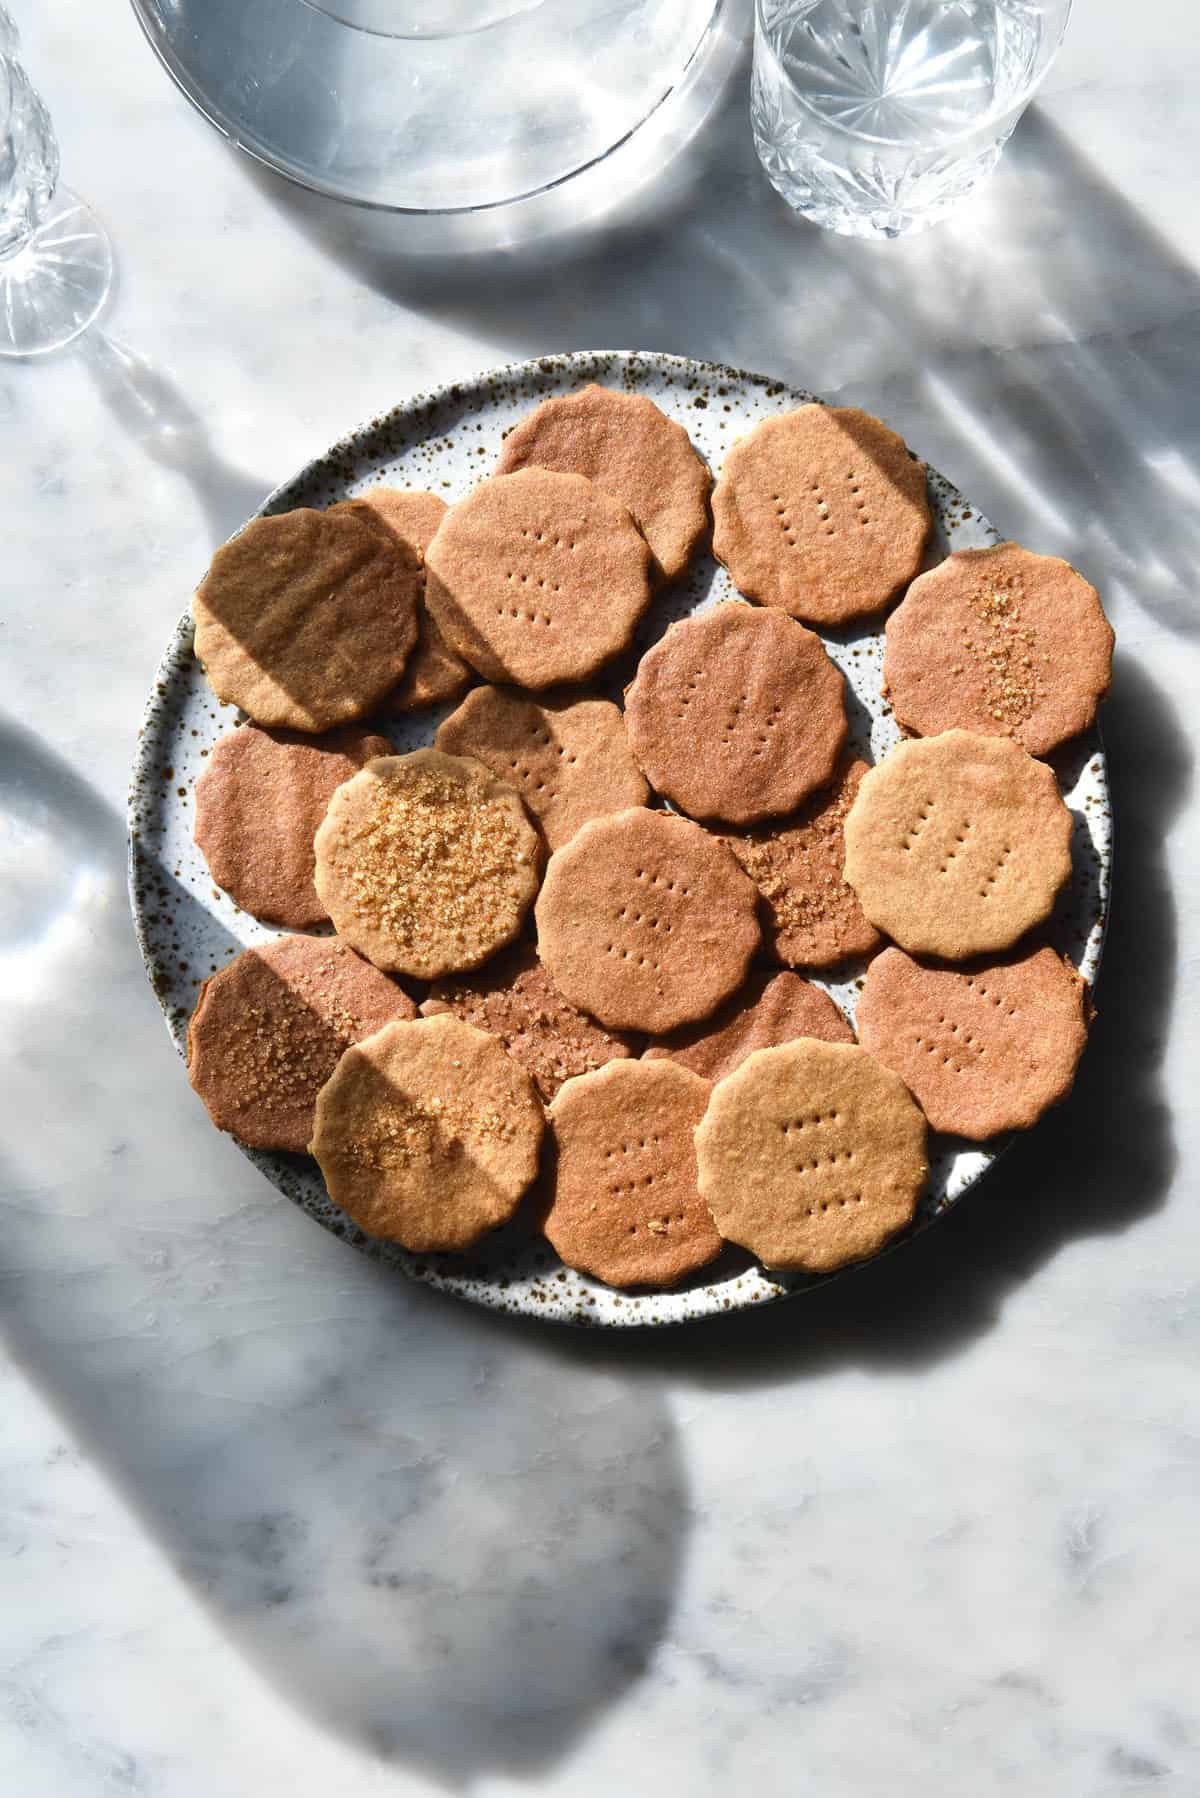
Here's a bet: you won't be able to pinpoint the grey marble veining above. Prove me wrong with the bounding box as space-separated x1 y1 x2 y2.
1 2 1199 1793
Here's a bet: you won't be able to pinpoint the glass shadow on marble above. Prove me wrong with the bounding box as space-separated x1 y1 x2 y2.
0 718 689 1783
77 332 271 549
243 68 1200 653
151 0 746 255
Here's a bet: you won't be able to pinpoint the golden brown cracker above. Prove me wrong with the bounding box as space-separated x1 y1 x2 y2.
544 1060 721 1287
330 488 473 710
330 488 446 546
535 807 761 1034
720 756 883 967
856 945 1092 1139
711 404 931 626
424 468 654 688
624 601 847 824
695 1039 927 1273
194 722 393 928
643 970 852 1083
842 730 1073 959
884 541 1114 755
186 934 415 1153
313 748 541 979
192 507 421 730
310 1014 543 1251
494 383 710 584
436 685 649 850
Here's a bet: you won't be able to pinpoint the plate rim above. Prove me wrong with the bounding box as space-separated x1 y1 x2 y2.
127 346 1111 1329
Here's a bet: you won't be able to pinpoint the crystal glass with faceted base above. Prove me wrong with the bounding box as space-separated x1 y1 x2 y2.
0 9 112 357
751 0 1072 238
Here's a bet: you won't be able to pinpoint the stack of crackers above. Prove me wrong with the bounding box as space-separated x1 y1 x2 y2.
186 386 1114 1289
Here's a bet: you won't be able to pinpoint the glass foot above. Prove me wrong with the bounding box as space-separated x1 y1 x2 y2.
0 188 113 358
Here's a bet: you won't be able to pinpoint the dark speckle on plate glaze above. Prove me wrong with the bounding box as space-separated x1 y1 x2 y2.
127 350 1110 1329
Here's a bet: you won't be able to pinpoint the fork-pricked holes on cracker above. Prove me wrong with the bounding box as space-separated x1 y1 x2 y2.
711 404 931 627
856 944 1093 1139
624 601 847 825
695 1039 928 1274
493 383 711 586
535 807 761 1034
424 467 654 688
842 730 1073 960
543 1059 721 1288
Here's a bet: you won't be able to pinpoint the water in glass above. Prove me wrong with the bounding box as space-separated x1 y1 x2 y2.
752 0 1065 237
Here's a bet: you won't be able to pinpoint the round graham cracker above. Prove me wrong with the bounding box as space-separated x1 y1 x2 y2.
419 938 636 1105
494 383 710 584
884 541 1115 756
719 755 883 967
186 934 415 1154
330 488 473 710
310 1014 544 1252
436 685 649 851
535 807 761 1034
711 404 931 626
313 749 541 979
624 602 847 824
192 507 421 730
856 945 1093 1140
194 722 393 928
842 730 1073 960
424 468 654 688
643 970 852 1083
544 1060 721 1288
695 1039 928 1273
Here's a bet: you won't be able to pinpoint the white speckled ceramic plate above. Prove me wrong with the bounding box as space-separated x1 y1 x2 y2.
128 351 1110 1327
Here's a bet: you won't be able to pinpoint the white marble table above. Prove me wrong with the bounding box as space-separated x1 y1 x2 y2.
2 3 1199 1793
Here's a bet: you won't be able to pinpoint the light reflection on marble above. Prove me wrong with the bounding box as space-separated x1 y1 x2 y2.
1 2 1199 1793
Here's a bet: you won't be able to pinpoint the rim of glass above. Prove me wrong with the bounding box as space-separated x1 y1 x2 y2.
128 0 725 217
296 0 547 40
753 0 1073 151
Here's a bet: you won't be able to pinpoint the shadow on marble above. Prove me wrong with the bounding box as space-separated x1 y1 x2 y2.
230 6 751 268
77 331 271 547
550 652 1188 1385
0 717 689 1787
238 81 1200 652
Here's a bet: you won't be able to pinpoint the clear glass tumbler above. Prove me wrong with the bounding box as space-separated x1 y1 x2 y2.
751 0 1072 238
0 8 112 356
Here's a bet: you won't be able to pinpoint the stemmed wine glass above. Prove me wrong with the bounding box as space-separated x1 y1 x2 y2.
0 6 112 356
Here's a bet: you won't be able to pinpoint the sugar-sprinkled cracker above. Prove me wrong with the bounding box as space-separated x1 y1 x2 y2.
310 1014 543 1251
314 748 541 979
187 934 415 1153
